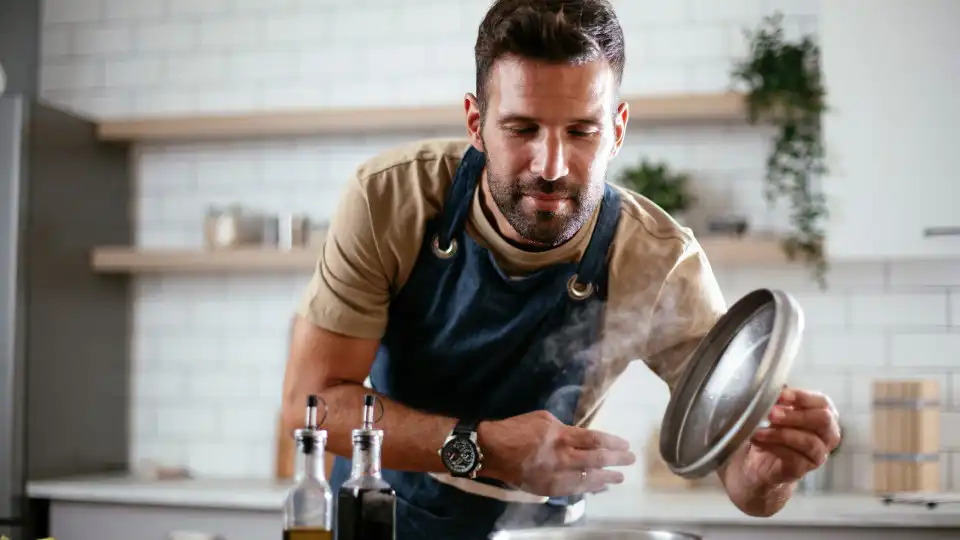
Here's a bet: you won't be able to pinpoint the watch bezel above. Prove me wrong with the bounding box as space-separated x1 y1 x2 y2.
439 432 484 478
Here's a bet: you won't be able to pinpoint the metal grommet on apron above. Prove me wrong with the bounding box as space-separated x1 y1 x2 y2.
432 234 458 259
566 275 594 300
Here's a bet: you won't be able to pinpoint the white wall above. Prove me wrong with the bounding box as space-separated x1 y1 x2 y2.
37 0 960 494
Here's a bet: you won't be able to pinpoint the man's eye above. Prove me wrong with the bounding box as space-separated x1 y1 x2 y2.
570 129 598 137
506 126 537 135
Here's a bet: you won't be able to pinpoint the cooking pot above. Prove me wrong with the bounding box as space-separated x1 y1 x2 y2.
659 288 804 478
490 528 701 539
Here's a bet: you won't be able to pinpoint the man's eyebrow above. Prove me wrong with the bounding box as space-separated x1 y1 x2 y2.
497 114 604 126
497 114 535 124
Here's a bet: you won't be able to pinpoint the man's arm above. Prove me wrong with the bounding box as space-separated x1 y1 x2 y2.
282 314 457 473
280 164 463 473
637 239 797 515
282 314 636 493
640 240 823 517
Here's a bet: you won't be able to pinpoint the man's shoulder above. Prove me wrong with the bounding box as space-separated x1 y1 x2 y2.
605 182 714 298
610 183 697 264
354 137 473 184
344 138 472 228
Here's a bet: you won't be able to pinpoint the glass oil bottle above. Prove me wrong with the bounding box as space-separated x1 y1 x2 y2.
335 394 396 540
283 395 333 540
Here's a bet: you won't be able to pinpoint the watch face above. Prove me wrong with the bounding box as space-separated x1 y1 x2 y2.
441 437 478 475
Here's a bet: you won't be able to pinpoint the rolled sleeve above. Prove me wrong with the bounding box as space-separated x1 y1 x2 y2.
296 173 391 340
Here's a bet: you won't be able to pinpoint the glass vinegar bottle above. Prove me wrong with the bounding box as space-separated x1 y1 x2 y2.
283 395 333 540
335 394 396 540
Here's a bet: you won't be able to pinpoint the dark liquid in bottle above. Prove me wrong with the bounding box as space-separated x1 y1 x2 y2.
336 487 397 540
283 526 333 540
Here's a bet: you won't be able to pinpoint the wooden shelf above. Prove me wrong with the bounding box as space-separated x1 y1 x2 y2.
90 235 785 274
91 246 323 273
700 235 787 266
96 92 748 142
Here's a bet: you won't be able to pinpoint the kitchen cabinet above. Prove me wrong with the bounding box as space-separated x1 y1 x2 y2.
819 0 960 260
47 500 280 540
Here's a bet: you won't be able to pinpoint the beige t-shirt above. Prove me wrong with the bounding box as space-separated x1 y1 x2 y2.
297 137 727 428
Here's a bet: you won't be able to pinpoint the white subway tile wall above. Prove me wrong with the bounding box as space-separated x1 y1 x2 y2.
38 0 960 492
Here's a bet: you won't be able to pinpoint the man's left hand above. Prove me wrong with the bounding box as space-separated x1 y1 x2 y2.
744 387 842 487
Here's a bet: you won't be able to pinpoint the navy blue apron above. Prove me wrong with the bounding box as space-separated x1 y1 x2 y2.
330 145 622 539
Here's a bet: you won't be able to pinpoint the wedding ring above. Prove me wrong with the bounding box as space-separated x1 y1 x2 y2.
580 470 587 484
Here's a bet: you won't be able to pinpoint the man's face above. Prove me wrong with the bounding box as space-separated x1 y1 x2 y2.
472 55 626 248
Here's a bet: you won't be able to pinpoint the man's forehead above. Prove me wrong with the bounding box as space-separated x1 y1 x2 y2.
488 56 615 115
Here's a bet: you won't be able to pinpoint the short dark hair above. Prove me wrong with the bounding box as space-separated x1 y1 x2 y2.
473 0 626 116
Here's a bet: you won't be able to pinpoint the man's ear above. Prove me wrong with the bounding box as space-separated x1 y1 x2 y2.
465 93 484 152
610 100 629 159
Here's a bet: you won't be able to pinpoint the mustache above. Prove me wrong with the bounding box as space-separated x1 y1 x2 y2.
518 178 577 198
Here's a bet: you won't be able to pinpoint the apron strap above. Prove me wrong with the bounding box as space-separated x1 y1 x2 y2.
434 145 485 255
568 184 621 299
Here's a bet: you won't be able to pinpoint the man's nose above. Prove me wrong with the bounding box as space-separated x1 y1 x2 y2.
532 136 569 181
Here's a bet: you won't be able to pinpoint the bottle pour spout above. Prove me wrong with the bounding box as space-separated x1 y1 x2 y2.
362 394 376 430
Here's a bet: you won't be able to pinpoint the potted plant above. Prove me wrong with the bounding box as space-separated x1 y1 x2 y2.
731 13 830 288
615 158 695 226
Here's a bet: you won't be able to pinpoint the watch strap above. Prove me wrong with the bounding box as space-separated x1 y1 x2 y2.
452 418 478 436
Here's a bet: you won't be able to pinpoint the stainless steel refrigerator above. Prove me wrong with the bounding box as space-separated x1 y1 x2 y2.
0 94 133 538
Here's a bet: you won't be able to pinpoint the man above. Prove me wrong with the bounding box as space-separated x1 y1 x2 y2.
283 0 841 538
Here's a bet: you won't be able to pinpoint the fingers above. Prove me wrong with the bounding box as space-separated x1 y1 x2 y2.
752 426 829 467
561 448 637 470
539 427 634 497
769 404 842 450
563 426 630 451
780 388 837 416
773 387 843 452
580 468 625 494
551 468 625 495
769 405 832 434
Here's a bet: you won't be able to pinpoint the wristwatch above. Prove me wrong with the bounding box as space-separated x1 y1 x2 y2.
438 419 484 478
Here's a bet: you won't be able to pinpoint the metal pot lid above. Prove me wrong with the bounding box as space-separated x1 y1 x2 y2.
659 288 804 479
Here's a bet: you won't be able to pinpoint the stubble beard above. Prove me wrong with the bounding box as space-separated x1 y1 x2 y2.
484 156 604 248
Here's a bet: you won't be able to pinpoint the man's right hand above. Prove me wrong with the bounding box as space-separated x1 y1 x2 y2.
477 410 637 497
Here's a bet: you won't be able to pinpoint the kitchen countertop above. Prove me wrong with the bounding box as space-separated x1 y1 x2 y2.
27 474 293 511
588 489 960 529
26 474 960 528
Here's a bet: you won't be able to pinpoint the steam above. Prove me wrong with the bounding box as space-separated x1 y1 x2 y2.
490 240 726 530
542 385 583 424
536 240 725 427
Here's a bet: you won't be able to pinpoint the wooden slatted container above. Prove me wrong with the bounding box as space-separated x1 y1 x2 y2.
872 380 941 494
